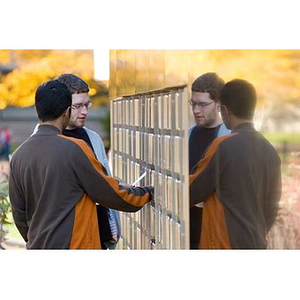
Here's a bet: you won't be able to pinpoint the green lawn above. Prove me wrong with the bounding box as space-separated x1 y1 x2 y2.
262 132 300 145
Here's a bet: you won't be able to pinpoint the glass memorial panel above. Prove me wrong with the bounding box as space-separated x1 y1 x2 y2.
112 85 189 249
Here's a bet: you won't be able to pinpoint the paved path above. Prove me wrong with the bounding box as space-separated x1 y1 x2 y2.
1 238 25 250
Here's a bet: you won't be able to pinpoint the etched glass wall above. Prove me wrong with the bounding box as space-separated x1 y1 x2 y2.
111 85 189 249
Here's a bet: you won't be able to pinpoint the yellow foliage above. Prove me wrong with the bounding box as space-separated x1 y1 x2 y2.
89 88 97 97
0 50 95 108
0 50 11 64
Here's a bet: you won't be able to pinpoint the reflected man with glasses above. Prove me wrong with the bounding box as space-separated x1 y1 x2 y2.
188 72 231 249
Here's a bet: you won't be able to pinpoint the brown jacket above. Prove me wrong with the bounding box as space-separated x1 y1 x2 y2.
190 123 281 249
9 125 153 249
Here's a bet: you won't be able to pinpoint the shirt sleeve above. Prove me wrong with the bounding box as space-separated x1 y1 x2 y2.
265 158 282 231
70 139 154 212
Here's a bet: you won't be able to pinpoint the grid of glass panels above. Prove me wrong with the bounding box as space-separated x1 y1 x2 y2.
111 85 189 249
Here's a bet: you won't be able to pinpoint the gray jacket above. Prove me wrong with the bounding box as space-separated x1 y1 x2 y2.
188 123 231 138
83 127 121 245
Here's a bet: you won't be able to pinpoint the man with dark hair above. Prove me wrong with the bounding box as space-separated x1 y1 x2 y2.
188 72 230 249
9 79 154 249
220 78 257 119
35 80 72 121
33 73 121 250
189 78 281 249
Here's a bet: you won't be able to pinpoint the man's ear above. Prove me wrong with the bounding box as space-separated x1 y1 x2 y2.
221 104 229 115
64 106 71 119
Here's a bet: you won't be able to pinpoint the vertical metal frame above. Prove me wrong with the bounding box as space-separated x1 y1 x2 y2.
111 85 189 249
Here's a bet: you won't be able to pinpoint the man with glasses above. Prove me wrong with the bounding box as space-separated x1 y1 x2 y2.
32 74 121 250
188 72 230 249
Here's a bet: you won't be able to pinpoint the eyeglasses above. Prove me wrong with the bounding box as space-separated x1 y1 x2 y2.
71 101 93 110
189 100 214 109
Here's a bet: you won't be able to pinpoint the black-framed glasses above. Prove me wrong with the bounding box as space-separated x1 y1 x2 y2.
71 101 93 110
189 100 214 109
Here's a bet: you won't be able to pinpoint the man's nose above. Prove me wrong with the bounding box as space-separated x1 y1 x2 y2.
81 106 88 114
193 106 204 112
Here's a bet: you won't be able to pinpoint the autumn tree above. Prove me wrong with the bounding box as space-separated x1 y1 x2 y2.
0 50 108 109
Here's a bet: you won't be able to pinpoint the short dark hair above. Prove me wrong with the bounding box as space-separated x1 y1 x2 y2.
191 72 225 101
220 79 257 119
35 80 72 122
55 73 89 94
